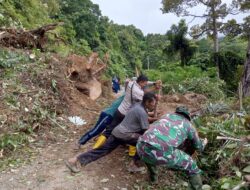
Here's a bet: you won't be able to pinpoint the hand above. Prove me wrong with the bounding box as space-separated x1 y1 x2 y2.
157 110 164 116
155 94 162 101
147 111 154 117
148 117 159 123
154 80 162 89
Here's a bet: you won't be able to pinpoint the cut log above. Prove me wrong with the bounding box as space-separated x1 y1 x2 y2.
75 79 102 100
87 79 102 100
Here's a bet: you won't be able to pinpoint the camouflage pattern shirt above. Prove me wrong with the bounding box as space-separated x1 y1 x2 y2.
139 113 204 152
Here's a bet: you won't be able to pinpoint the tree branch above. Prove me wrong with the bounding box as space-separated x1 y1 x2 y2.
227 10 241 15
198 0 210 6
186 13 209 18
188 16 196 24
191 28 210 39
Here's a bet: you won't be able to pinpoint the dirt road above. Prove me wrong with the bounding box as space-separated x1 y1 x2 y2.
0 138 149 190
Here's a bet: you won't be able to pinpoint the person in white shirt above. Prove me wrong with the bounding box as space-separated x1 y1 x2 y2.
93 75 148 148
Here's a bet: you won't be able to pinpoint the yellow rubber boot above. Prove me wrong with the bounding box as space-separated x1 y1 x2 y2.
128 145 136 156
93 135 107 149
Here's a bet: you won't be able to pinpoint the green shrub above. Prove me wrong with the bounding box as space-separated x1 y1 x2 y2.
0 49 29 68
188 53 211 70
170 77 225 100
196 113 249 189
0 133 28 151
145 66 224 100
217 51 244 94
243 97 250 113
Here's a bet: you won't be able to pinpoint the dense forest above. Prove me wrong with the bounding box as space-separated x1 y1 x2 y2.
0 0 249 95
0 0 250 189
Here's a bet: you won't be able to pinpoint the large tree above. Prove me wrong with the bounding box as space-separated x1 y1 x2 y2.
238 0 250 97
165 19 196 67
161 0 241 77
59 0 102 49
142 34 169 69
221 0 250 96
242 41 250 97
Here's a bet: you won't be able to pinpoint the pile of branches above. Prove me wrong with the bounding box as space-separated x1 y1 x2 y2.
193 103 250 189
0 23 63 51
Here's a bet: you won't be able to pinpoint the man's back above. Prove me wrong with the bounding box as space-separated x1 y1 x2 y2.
118 81 144 115
140 113 193 149
112 104 149 140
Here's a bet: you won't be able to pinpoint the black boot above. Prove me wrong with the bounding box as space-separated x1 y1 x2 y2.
146 163 158 184
189 174 203 190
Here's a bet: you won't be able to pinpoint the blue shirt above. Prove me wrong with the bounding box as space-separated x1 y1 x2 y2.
104 94 125 116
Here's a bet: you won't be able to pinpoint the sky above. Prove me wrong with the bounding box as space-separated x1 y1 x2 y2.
91 0 248 35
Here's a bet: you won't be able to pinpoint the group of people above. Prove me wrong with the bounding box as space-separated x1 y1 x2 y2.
65 75 207 190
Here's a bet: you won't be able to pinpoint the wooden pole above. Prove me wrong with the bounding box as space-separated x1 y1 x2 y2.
216 136 242 142
239 82 243 111
153 88 161 117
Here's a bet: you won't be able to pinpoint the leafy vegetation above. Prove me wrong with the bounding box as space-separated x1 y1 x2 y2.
0 48 66 170
0 49 29 68
194 111 250 189
0 0 249 189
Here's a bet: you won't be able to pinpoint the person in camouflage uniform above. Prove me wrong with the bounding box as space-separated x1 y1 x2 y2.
136 106 208 190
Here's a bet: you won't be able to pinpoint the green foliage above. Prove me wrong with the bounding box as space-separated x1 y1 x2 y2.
59 0 101 49
217 51 244 94
55 0 147 77
196 38 213 53
175 77 225 100
106 51 128 78
0 0 51 28
220 37 248 58
188 53 211 70
0 2 249 189
0 133 28 151
0 49 29 68
243 97 250 112
165 20 196 66
146 65 225 100
72 39 92 56
142 34 168 69
195 112 249 189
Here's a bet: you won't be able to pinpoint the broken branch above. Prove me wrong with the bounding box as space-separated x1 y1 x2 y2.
216 136 242 142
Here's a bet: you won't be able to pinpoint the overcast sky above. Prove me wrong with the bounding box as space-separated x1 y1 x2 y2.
91 0 248 35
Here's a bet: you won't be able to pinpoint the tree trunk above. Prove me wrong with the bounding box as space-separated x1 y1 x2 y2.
242 38 250 97
211 5 220 78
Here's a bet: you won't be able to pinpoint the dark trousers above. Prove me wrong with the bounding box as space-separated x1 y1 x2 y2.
102 110 125 138
77 134 139 166
78 112 113 145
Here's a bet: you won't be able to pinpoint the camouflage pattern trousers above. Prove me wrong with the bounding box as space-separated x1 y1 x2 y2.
136 141 201 175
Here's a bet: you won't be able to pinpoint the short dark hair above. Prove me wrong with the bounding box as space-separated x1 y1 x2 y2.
142 92 156 104
136 75 148 83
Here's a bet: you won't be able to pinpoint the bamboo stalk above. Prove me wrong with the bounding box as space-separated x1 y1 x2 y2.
239 82 243 111
153 88 161 117
48 117 67 132
216 136 242 142
232 181 247 190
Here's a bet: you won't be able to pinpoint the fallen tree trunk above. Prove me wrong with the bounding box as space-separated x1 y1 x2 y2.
0 23 63 50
